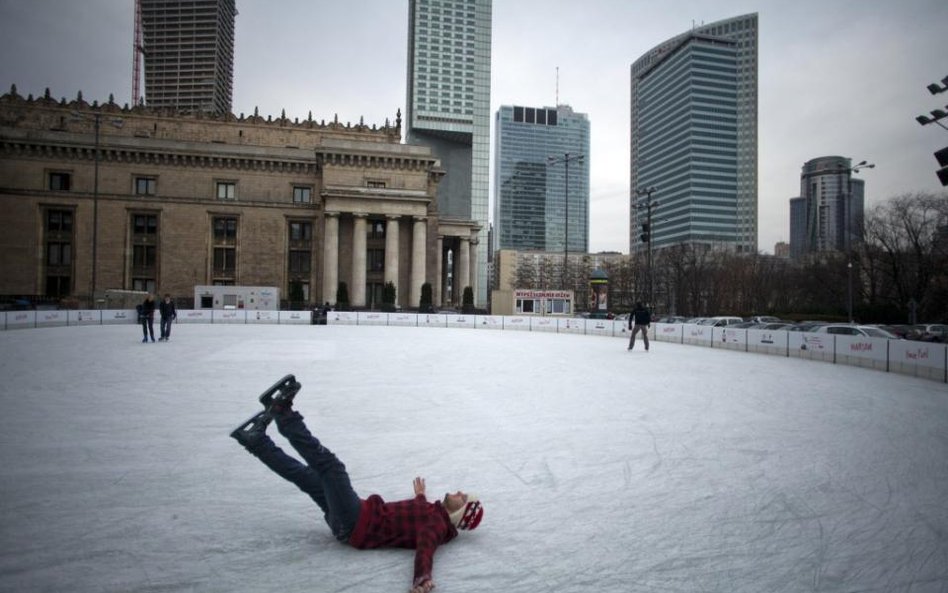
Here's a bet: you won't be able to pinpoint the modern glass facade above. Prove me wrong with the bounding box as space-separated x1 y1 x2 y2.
794 156 865 256
494 105 590 253
630 13 758 253
141 0 236 115
406 0 491 306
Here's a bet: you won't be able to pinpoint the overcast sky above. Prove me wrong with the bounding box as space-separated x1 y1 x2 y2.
1 0 946 254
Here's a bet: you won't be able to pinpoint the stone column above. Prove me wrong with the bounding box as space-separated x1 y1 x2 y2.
384 215 400 293
351 213 367 308
410 217 427 307
469 237 479 303
458 237 471 305
322 212 339 305
434 235 443 308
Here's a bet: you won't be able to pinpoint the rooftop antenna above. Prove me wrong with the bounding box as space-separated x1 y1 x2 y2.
555 66 559 107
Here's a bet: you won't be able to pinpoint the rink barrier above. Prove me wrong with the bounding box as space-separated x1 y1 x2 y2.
1 310 945 384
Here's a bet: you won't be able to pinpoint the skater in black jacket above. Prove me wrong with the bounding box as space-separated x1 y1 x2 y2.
158 294 177 341
628 302 651 351
140 294 156 343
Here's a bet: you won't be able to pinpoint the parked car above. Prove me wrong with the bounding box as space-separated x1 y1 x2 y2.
749 315 782 324
655 315 688 323
730 321 761 328
697 316 745 327
788 321 828 332
759 322 794 330
912 324 948 342
812 324 899 339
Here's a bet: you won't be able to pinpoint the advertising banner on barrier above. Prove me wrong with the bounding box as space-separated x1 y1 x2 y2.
214 310 246 324
68 310 102 326
715 327 747 351
476 315 504 329
179 310 213 324
503 316 530 331
889 341 947 382
835 336 889 371
446 315 476 329
585 318 613 337
389 313 417 327
36 310 68 328
102 310 136 325
530 316 557 333
418 314 447 327
789 332 834 362
747 329 789 355
328 311 357 325
557 318 585 335
6 310 35 329
683 324 712 346
279 311 310 325
358 312 388 326
247 310 280 324
655 323 683 342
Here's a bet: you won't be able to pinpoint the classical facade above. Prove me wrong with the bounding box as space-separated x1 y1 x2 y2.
0 87 480 309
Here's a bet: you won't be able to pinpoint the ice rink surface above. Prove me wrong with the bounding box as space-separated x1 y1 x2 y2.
1 323 947 593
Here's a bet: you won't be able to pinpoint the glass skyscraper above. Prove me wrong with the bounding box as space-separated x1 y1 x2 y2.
140 0 236 115
406 0 492 306
630 13 758 253
494 105 590 253
791 156 865 256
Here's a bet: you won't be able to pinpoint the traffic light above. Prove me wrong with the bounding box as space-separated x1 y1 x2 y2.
936 146 948 186
640 222 650 243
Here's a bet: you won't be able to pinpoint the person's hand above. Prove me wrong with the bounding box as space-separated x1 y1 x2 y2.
410 579 436 593
413 477 426 497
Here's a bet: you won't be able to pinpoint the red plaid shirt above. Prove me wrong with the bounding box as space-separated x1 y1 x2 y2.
348 494 458 587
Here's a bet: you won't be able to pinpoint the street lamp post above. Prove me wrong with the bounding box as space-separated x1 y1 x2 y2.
548 152 584 289
73 110 122 305
843 160 874 323
635 187 658 306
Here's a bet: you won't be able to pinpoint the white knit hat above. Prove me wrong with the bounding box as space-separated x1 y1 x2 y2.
448 494 484 530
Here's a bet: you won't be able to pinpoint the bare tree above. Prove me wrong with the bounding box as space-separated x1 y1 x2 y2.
862 192 948 322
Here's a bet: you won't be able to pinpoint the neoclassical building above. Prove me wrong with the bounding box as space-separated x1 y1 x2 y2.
0 87 481 309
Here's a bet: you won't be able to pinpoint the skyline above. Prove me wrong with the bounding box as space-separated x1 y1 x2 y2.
1 0 946 254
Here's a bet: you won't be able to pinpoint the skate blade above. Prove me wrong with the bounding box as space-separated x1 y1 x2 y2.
258 374 301 407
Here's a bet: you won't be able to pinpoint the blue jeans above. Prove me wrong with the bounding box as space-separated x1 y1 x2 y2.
160 317 173 339
244 411 362 542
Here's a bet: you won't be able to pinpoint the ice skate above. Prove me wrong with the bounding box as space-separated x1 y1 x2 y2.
229 410 271 447
258 374 301 414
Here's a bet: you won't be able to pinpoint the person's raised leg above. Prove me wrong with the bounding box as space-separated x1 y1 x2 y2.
230 411 331 516
272 407 362 541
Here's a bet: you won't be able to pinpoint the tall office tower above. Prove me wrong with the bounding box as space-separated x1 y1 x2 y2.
796 156 865 254
789 196 807 259
494 105 590 253
406 0 492 306
140 0 236 114
630 13 758 253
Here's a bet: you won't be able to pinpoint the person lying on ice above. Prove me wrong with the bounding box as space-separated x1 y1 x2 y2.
230 375 484 593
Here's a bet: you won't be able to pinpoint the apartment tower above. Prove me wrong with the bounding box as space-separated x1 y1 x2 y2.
140 0 236 114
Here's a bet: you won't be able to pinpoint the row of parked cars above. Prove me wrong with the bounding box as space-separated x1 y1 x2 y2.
650 315 948 342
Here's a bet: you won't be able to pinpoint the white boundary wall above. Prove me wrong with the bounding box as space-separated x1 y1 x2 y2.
1 312 945 384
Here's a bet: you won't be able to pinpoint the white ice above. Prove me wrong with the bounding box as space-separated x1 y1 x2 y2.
1 324 947 593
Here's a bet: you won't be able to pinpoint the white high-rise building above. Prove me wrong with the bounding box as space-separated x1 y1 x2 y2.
406 0 492 307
